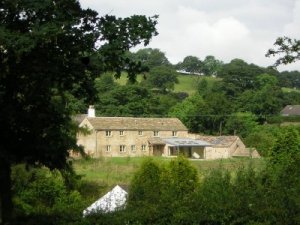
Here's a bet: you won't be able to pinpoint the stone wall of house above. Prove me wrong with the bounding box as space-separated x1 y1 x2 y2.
78 127 188 157
204 147 230 159
77 120 97 156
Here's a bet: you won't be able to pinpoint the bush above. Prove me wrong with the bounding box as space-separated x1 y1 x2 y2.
11 165 84 225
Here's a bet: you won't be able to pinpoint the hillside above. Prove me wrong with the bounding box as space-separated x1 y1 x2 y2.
114 72 218 95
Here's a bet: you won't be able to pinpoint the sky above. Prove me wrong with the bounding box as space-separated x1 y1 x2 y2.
80 0 300 71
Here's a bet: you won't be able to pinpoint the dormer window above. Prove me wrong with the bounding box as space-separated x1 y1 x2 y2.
153 131 159 137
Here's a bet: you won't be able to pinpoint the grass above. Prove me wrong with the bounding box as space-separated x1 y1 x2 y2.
114 72 218 95
73 156 264 205
282 87 300 93
74 157 264 186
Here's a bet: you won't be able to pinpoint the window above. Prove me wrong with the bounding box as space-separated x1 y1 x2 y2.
120 130 124 136
141 145 146 151
131 145 136 152
172 131 177 137
105 130 111 137
120 145 126 153
138 130 143 136
153 131 159 137
106 145 111 152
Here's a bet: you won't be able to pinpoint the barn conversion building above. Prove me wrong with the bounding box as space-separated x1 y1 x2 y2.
76 106 258 159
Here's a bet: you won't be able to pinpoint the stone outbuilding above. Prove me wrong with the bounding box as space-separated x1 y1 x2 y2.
75 106 259 159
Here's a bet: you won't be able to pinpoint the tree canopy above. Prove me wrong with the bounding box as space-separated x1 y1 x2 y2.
0 0 158 223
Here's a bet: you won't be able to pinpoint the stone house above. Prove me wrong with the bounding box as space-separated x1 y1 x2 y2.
188 135 259 159
76 106 258 159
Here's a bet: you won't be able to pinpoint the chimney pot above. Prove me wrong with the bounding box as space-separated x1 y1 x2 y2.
88 105 95 117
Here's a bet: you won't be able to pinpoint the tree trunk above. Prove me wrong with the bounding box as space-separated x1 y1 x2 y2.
0 158 12 225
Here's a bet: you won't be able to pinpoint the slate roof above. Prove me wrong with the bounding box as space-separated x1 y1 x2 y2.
73 114 87 124
163 137 211 147
84 117 188 131
280 105 300 116
148 137 166 145
194 136 239 147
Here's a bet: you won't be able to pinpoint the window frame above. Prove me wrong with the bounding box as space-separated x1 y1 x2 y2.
119 145 126 153
106 145 111 152
153 131 159 137
131 145 136 152
141 144 146 151
105 130 112 137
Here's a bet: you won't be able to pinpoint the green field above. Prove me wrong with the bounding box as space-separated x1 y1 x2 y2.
114 72 218 95
282 87 300 93
73 157 264 191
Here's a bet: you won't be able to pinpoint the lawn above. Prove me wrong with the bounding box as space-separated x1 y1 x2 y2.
73 156 264 205
74 156 264 187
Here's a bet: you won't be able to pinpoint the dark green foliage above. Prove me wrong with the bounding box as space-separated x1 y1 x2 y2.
95 84 164 116
218 59 265 96
282 91 300 106
126 157 199 225
11 165 83 225
144 65 178 92
277 71 300 88
224 112 258 138
0 0 158 222
176 55 203 74
202 55 224 76
266 36 300 66
129 48 171 70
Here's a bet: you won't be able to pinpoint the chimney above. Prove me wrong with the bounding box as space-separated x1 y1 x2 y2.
88 105 95 117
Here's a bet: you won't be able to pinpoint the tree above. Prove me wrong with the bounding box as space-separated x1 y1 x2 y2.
145 65 178 92
201 55 223 76
235 74 283 120
169 94 207 133
130 48 170 69
176 55 202 74
224 112 258 138
95 84 163 117
266 36 300 66
218 59 264 96
0 0 157 223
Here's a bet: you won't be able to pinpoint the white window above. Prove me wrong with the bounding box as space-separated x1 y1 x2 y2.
131 145 136 152
172 131 177 137
138 130 143 136
153 131 159 137
120 130 124 136
120 145 126 153
106 145 111 152
106 130 112 137
141 145 146 151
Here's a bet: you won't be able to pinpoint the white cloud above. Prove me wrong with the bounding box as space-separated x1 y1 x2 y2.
80 0 300 71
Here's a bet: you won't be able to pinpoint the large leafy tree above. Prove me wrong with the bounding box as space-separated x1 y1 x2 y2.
129 48 170 69
145 65 178 92
201 55 223 76
218 59 264 96
0 0 157 223
176 55 202 74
